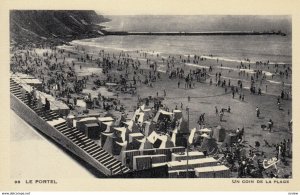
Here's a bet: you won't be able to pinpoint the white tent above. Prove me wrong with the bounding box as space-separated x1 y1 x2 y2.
78 117 98 122
115 141 128 155
143 121 155 136
134 137 144 150
146 131 172 149
140 104 151 112
161 110 173 115
171 131 177 146
114 127 127 142
103 121 114 132
188 128 197 144
199 128 213 136
123 120 139 132
173 110 183 120
116 141 128 146
98 116 114 122
172 118 182 134
128 132 144 143
153 109 173 122
200 133 211 138
132 108 141 121
76 117 98 130
138 137 153 150
157 134 169 149
147 131 159 144
102 132 115 153
124 120 134 131
67 114 75 119
132 105 151 123
137 112 145 123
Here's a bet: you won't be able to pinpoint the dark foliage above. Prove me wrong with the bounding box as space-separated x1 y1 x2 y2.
10 10 109 45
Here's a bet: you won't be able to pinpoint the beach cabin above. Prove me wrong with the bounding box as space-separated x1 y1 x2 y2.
76 117 98 132
171 151 205 161
221 133 238 147
121 150 141 168
66 114 75 127
115 141 128 156
84 123 100 139
199 136 218 155
101 131 123 155
20 78 43 91
98 116 114 132
123 120 139 133
173 110 183 120
129 132 144 143
195 165 230 178
199 128 213 136
169 169 195 178
11 73 43 91
213 126 226 142
133 154 168 170
142 121 155 136
152 157 218 171
153 109 173 123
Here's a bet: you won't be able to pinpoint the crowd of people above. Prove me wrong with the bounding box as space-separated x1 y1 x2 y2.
10 42 292 178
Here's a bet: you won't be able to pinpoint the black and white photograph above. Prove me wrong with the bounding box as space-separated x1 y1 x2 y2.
2 0 300 192
9 10 293 179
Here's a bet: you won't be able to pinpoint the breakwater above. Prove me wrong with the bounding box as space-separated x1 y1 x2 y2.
103 31 286 36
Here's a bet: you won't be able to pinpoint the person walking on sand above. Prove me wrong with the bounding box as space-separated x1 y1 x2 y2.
268 119 273 132
37 95 43 109
20 87 26 100
219 110 224 121
27 92 32 106
258 88 262 95
215 106 219 116
277 101 281 110
45 98 50 111
74 97 77 106
256 106 260 118
227 106 231 113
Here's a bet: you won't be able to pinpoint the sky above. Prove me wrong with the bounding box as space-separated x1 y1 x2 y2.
97 15 292 34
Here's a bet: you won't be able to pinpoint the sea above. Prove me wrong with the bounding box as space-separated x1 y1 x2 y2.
75 15 292 64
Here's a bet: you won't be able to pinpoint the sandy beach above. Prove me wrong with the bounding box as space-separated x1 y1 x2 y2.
10 37 292 177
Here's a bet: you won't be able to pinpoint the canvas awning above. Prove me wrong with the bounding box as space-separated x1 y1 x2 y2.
98 116 114 122
147 131 159 144
199 128 212 133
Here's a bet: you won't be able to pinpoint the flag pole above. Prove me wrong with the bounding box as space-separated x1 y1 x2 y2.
186 106 190 178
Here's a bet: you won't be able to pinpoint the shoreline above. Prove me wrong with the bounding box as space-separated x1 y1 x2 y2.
69 38 292 65
61 40 292 89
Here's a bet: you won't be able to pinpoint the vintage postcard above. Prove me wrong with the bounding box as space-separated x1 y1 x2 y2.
0 0 299 192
